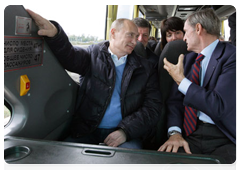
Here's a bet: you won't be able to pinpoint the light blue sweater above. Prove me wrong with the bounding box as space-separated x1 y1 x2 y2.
98 62 126 129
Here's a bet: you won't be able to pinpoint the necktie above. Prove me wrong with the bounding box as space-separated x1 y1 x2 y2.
183 53 204 136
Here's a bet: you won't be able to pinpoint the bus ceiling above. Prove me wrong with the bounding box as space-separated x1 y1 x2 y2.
105 5 236 40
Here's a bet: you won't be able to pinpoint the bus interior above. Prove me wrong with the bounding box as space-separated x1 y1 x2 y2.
4 5 236 164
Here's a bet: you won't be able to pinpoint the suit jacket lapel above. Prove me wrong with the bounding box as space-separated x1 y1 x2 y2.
203 42 224 87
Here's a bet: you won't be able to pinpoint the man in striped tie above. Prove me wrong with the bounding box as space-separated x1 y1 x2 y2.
158 8 236 164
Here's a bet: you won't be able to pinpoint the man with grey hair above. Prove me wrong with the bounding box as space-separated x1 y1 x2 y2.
27 9 162 149
158 8 236 163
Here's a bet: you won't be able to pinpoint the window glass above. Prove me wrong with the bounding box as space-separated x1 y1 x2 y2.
138 10 144 18
24 4 107 82
4 105 11 126
24 5 106 43
157 29 161 39
223 19 231 41
66 71 80 83
117 5 134 19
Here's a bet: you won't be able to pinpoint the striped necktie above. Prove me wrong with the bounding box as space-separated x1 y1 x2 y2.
183 53 204 136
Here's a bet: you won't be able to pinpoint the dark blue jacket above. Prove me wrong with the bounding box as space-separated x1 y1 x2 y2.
167 41 236 144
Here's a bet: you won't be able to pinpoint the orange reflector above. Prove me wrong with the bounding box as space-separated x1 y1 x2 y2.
20 75 30 96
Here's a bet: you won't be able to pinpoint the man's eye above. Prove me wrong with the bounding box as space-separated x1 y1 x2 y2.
127 33 134 38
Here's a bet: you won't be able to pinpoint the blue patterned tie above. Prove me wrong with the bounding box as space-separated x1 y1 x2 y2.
183 53 204 136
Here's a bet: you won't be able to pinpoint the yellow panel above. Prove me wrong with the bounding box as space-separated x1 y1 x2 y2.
20 75 30 96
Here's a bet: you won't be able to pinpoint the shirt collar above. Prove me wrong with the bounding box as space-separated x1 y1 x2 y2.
108 48 128 67
200 39 219 59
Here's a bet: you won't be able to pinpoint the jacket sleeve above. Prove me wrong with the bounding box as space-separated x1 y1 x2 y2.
166 82 185 130
44 21 91 75
118 67 162 140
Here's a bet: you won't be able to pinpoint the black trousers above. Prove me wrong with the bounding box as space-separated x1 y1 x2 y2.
180 120 236 164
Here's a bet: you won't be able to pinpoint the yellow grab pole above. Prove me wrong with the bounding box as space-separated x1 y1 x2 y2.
133 5 139 18
106 5 118 40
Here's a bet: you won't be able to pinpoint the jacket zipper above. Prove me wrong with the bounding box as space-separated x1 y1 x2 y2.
120 65 135 118
93 54 116 130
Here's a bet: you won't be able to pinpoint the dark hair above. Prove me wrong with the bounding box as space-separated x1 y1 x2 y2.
160 17 184 50
132 17 151 34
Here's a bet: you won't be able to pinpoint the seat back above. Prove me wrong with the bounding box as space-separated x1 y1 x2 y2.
134 41 148 58
147 40 157 52
156 40 189 146
4 5 78 140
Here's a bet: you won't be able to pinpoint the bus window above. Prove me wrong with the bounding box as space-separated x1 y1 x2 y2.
24 5 107 83
223 19 231 41
117 5 134 19
66 71 80 84
4 104 11 126
138 9 144 18
24 5 106 44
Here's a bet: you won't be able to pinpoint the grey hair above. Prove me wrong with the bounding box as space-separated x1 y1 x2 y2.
187 8 221 37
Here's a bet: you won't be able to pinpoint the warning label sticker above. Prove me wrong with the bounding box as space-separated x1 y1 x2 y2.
4 36 44 72
15 16 32 35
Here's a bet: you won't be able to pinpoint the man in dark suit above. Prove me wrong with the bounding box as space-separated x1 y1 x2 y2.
158 8 236 163
133 18 159 67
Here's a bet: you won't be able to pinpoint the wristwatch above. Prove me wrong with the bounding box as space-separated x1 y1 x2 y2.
168 130 181 138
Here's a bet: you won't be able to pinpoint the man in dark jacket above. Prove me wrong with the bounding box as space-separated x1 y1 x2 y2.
133 17 159 67
27 9 162 149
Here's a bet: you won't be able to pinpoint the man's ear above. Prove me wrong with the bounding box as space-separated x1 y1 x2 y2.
110 28 116 39
195 23 203 35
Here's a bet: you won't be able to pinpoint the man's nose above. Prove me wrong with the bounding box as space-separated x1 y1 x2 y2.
183 34 187 42
138 34 143 42
133 37 137 46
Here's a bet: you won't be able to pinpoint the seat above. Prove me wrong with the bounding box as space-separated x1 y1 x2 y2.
134 41 148 58
4 5 78 141
153 41 162 57
147 40 157 52
155 40 189 147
